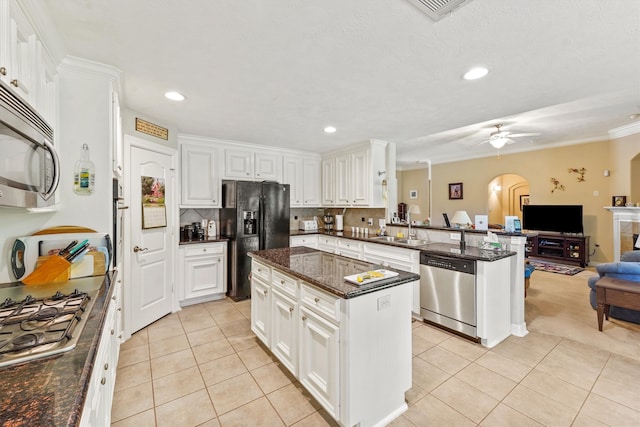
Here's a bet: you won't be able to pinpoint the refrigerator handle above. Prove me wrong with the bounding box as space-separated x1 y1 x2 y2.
259 195 266 250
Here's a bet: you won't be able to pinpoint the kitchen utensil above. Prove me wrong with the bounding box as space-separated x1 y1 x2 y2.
66 240 89 259
58 240 78 257
22 255 71 285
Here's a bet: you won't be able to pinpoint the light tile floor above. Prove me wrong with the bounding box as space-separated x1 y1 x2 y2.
111 297 640 426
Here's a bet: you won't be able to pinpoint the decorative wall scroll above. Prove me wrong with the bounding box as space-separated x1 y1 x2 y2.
568 167 587 182
550 177 565 193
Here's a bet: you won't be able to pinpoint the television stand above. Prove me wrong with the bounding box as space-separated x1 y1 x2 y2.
525 233 590 267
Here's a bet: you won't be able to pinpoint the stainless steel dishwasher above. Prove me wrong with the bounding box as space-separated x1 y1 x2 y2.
419 252 477 338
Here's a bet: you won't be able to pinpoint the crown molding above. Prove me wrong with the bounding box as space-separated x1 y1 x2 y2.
609 121 640 139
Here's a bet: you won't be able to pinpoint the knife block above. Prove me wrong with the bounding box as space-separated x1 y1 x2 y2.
22 255 71 285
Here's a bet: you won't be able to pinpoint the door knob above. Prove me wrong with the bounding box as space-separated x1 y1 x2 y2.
133 245 148 253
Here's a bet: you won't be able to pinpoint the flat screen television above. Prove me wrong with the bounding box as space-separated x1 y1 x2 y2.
522 204 583 234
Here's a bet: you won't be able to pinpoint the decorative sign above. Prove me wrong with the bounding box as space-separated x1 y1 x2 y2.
141 176 167 229
135 118 168 140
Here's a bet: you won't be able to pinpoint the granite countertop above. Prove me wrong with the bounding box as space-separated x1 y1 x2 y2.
0 273 115 427
179 236 229 245
290 230 516 262
248 246 420 299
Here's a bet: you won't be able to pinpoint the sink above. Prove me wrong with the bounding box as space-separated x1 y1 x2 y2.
395 239 429 246
370 236 398 242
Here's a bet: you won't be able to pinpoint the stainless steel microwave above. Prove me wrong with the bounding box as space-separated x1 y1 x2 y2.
0 79 59 209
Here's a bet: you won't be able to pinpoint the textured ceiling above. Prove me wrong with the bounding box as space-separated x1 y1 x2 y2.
40 0 640 165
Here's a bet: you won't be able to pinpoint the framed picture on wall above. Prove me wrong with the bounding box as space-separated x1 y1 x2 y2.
612 195 626 207
520 195 530 211
409 189 418 199
449 183 463 200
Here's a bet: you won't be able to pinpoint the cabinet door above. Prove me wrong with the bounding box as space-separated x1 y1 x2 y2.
225 149 254 179
299 306 339 419
181 145 220 207
321 158 336 206
251 277 271 346
272 289 298 376
7 7 35 103
302 159 321 206
183 253 225 300
335 154 350 206
283 156 303 206
255 151 282 181
351 149 369 206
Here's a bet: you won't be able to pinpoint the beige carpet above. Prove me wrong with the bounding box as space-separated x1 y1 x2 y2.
525 268 640 362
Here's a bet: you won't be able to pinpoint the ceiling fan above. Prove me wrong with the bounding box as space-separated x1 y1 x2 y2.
481 124 539 149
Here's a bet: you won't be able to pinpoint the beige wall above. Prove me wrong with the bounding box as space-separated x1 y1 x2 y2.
397 168 429 222
413 136 640 264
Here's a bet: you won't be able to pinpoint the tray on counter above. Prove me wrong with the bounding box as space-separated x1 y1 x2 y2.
344 269 399 285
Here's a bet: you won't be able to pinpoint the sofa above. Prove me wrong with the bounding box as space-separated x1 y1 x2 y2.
588 250 640 324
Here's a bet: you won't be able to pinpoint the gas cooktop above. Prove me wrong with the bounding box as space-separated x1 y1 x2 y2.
0 277 103 367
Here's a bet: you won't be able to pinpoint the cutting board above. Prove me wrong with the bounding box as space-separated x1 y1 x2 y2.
344 269 399 285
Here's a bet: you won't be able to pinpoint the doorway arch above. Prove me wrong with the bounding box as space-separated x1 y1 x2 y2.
488 174 529 226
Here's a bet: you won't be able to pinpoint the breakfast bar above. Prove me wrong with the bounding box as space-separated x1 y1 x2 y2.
248 246 419 427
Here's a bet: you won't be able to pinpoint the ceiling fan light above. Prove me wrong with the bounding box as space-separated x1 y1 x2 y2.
463 67 489 80
489 137 508 149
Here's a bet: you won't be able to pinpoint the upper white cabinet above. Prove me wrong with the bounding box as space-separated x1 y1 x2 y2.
180 142 221 207
0 0 57 123
224 148 282 181
283 155 321 207
322 140 387 208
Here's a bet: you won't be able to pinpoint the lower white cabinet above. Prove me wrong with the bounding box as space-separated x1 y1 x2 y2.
271 288 299 375
179 242 227 306
299 304 340 418
80 281 122 427
251 262 271 346
289 234 318 249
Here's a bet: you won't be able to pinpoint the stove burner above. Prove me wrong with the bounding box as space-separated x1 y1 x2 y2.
11 333 41 350
1 298 18 309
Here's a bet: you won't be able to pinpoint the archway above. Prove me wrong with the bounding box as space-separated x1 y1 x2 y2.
487 174 529 226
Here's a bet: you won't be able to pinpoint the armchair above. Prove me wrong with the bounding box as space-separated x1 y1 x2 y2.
588 250 640 324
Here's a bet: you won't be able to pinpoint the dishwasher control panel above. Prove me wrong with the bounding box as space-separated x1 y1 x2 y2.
419 252 476 274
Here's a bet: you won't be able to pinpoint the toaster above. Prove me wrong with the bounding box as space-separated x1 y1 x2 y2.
298 220 318 231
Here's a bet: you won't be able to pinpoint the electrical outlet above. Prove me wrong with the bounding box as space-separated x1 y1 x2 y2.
593 190 599 196
294 215 298 220
377 295 391 311
368 218 373 226
450 233 461 241
361 217 365 222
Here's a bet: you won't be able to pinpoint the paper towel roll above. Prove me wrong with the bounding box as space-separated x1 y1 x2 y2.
335 215 344 231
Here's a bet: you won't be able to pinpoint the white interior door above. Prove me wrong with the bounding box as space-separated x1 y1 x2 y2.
129 145 175 333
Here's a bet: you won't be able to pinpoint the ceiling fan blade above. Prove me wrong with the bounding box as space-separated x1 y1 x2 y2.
508 132 540 138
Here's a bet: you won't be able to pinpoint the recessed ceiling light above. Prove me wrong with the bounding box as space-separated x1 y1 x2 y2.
165 91 185 101
463 67 489 80
324 126 337 134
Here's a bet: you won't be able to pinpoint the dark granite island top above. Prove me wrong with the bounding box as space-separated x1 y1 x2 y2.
0 273 115 427
248 246 420 299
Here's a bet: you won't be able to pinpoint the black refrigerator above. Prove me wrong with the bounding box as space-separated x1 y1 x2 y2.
221 180 290 300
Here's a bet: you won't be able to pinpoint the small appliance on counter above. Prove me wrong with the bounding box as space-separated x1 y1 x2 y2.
299 219 318 232
323 214 334 231
335 214 344 231
207 220 217 237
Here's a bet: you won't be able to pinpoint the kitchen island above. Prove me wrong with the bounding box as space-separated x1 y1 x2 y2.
248 246 419 427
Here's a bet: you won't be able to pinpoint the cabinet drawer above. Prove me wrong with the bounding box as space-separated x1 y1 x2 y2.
301 282 341 323
183 243 224 257
272 269 299 299
337 239 362 251
252 260 271 282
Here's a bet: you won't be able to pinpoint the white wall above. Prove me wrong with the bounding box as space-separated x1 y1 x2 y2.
0 59 117 283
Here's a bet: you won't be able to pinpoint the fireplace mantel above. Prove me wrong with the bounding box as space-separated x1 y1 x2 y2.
605 207 640 261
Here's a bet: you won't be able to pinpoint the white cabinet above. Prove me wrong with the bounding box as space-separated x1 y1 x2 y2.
322 140 387 207
180 143 221 207
317 235 337 253
271 288 298 375
290 234 318 249
80 281 122 427
299 304 340 418
336 238 362 260
224 148 282 181
250 260 272 346
283 155 321 207
179 242 227 305
0 0 57 122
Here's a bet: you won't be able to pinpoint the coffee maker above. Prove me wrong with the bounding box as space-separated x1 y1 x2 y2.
323 214 334 231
